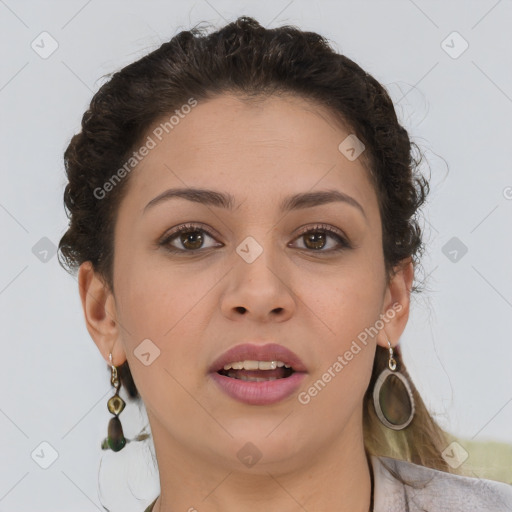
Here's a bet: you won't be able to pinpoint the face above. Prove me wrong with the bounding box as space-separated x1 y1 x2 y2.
84 93 411 474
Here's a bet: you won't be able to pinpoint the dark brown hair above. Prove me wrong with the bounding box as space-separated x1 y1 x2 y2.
58 15 456 482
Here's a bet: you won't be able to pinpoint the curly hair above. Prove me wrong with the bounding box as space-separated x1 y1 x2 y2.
58 15 455 482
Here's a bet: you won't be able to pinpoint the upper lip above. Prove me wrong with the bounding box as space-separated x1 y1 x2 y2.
209 343 308 373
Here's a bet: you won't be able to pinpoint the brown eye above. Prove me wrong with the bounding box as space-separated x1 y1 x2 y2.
178 230 205 250
303 231 328 250
291 224 351 253
160 223 222 253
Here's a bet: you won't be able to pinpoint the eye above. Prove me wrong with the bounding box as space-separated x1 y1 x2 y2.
159 223 222 253
159 222 351 254
290 224 351 253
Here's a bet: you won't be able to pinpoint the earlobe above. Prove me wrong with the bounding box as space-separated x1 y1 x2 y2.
376 257 414 349
78 261 125 365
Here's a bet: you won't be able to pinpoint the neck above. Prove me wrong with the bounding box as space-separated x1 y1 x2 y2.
149 410 373 512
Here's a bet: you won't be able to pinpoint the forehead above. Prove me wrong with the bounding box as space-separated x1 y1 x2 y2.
121 93 377 217
143 93 353 158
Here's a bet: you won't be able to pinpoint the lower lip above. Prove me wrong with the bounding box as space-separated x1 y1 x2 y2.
209 372 307 405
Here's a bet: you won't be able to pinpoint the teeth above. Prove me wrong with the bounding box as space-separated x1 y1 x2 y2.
222 360 291 371
226 371 279 382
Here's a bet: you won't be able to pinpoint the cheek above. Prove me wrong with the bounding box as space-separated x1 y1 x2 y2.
114 252 218 364
311 259 384 330
300 258 383 375
113 263 212 407
115 248 183 327
299 275 381 415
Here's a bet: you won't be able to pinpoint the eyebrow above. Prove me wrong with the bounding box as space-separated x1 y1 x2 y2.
143 187 367 220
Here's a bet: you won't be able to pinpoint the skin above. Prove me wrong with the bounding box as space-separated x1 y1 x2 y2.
79 93 413 512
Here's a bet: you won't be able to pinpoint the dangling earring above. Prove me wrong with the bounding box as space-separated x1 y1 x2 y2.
372 338 415 430
103 352 127 452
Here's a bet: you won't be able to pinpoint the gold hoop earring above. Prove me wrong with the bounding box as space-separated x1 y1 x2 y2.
372 338 415 430
102 352 127 452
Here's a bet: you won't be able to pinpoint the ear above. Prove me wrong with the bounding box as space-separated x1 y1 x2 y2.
376 257 414 350
77 261 126 366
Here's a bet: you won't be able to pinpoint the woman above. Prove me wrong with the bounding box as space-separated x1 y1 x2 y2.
58 16 512 512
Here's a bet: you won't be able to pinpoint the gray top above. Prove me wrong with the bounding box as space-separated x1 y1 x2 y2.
372 454 512 511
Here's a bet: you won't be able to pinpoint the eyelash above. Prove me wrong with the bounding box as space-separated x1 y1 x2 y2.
159 222 351 254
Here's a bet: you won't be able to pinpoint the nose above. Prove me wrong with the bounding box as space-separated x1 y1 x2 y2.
220 241 296 323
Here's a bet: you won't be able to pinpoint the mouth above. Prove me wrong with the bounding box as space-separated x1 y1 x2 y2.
208 343 307 405
216 363 296 382
209 342 307 378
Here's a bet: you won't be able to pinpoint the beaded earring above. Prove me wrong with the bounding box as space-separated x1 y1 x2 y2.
102 352 127 451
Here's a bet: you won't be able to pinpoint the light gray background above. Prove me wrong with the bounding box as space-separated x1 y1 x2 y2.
1 0 511 510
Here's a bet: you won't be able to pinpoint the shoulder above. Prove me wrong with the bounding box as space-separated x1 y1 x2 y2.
370 454 512 512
